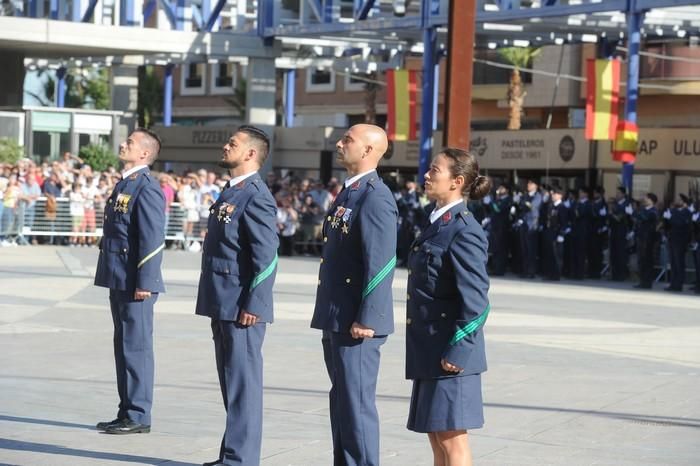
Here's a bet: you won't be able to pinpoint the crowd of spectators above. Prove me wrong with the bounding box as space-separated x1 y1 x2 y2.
0 154 428 255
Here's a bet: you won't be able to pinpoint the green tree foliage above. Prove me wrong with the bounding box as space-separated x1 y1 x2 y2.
138 65 163 128
0 138 24 164
497 47 541 130
78 143 119 172
27 68 110 109
224 77 247 119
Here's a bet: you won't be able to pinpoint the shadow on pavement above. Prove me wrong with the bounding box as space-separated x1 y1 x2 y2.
0 438 198 465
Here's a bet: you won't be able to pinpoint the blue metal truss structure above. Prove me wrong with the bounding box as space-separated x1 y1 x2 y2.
11 0 700 185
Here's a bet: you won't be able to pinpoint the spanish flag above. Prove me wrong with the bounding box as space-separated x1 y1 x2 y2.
386 69 417 141
585 59 621 140
612 120 638 163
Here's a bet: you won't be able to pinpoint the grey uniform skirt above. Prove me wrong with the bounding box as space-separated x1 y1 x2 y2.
407 374 484 433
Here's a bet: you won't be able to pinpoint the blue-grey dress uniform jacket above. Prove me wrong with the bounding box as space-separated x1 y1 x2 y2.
195 173 279 322
311 171 398 335
406 203 490 380
95 167 166 292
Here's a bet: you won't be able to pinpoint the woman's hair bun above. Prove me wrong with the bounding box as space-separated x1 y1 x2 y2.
469 175 492 201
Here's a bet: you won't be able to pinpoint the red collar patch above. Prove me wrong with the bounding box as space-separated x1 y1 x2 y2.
350 181 361 190
442 211 452 223
235 181 246 189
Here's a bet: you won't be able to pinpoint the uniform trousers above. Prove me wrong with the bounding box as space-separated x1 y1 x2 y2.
322 331 386 466
109 289 157 426
211 319 266 466
668 240 688 290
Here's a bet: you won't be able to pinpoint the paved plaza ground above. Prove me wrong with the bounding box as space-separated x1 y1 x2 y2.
1 246 699 465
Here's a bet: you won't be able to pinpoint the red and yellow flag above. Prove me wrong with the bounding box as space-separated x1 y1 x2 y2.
612 120 638 163
386 69 417 141
585 59 621 140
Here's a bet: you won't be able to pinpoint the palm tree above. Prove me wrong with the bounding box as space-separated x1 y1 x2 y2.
498 47 541 130
137 65 163 128
364 71 379 124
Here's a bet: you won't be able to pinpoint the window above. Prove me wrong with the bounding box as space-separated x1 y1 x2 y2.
344 73 366 92
210 62 236 95
305 69 336 93
180 62 206 95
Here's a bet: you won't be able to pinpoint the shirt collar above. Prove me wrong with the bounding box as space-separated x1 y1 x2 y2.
344 169 376 188
554 200 562 206
121 165 148 179
228 170 258 188
429 199 464 224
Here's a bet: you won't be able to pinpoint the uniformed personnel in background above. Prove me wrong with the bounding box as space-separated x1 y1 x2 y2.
663 194 692 292
94 128 166 434
405 148 490 466
195 126 279 466
691 201 700 294
609 187 631 281
633 193 659 289
311 124 398 466
589 186 608 279
484 183 511 276
542 187 569 281
518 179 542 279
572 187 593 279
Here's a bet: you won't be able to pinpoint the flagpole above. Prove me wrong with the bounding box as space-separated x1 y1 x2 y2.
622 0 644 195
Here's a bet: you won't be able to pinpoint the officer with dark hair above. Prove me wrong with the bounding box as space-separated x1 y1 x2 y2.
663 194 692 292
589 186 608 279
195 125 278 466
634 193 659 289
609 187 631 281
95 129 166 434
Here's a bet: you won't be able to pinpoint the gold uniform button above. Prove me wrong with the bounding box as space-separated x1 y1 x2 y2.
406 293 410 300
108 199 112 204
318 279 321 285
327 216 332 222
320 258 324 264
324 237 328 243
441 313 447 318
413 246 419 252
408 270 412 275
406 318 412 325
104 215 108 220
345 278 351 284
122 248 127 253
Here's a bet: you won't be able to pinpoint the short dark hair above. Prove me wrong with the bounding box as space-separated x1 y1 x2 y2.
236 125 270 166
646 192 658 204
133 128 162 164
439 148 492 200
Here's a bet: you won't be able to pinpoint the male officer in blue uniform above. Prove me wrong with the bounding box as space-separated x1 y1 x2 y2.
663 194 692 292
542 187 570 281
195 125 279 466
609 187 631 281
633 193 659 289
95 128 166 434
311 124 398 466
518 179 542 278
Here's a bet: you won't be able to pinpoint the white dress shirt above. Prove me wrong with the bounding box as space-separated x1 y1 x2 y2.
429 199 464 224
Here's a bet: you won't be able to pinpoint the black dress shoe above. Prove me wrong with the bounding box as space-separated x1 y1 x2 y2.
96 418 122 431
634 284 651 289
202 461 223 466
104 419 150 434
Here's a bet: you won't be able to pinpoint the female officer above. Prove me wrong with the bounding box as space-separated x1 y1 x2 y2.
406 148 491 466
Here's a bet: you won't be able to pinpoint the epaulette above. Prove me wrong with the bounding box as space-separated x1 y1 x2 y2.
458 209 471 225
250 177 261 191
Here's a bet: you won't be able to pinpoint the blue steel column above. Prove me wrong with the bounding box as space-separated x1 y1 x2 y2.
622 1 643 193
49 0 59 19
418 26 437 184
285 69 296 128
56 67 67 108
175 0 186 29
164 64 173 126
71 0 82 21
120 0 135 25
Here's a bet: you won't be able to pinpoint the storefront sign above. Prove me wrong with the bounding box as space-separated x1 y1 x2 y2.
598 128 700 171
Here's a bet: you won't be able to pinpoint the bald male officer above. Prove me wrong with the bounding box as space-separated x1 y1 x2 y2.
95 128 166 434
196 125 279 466
311 124 398 466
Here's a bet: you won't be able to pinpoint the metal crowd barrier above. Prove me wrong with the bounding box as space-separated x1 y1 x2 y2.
0 197 208 244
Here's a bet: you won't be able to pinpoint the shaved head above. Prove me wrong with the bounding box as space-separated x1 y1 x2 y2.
352 124 388 161
335 124 388 175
